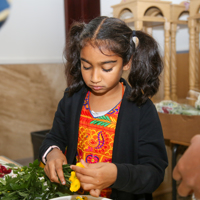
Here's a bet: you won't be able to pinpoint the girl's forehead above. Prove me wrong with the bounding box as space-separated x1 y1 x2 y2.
80 44 121 63
81 41 116 57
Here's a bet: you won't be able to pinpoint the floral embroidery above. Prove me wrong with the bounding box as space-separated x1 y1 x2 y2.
86 155 99 163
77 92 122 198
90 115 116 128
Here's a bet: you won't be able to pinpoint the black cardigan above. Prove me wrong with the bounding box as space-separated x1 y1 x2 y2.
39 79 168 200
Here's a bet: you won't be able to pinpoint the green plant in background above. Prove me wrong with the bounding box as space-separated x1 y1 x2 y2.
0 159 79 200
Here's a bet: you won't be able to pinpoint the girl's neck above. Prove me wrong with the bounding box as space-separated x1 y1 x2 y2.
89 82 124 112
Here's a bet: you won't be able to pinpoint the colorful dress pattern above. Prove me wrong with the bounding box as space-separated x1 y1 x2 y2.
77 90 123 198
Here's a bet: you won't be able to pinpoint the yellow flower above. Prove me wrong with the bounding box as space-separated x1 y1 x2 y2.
75 196 83 200
83 197 88 200
76 162 85 168
70 178 81 192
69 171 76 182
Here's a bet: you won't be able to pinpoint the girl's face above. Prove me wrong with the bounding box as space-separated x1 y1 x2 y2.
80 43 130 96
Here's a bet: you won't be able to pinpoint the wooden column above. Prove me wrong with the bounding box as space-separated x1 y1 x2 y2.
134 20 143 30
195 23 199 90
188 19 196 92
143 27 153 36
171 23 177 101
164 21 171 100
64 0 100 36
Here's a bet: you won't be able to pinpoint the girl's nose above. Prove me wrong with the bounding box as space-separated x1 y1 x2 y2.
91 69 101 83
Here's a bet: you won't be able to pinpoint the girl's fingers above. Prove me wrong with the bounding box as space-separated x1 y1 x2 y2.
45 164 60 183
71 165 99 179
44 159 66 184
56 165 66 185
76 171 99 185
80 159 88 167
81 183 96 191
80 182 102 194
63 159 68 165
90 189 101 197
54 159 67 185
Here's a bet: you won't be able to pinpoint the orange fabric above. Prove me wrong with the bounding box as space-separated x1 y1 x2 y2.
76 83 124 198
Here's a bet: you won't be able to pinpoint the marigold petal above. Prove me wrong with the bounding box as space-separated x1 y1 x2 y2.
76 162 85 168
70 178 81 192
69 171 76 182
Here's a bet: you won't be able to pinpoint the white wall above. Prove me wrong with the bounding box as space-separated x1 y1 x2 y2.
0 0 65 64
0 0 195 64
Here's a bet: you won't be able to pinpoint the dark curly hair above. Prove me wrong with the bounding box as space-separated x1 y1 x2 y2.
64 16 163 105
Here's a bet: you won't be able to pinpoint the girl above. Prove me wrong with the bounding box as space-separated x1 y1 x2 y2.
39 16 168 200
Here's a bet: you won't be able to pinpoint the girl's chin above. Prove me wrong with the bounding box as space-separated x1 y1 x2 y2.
90 89 108 96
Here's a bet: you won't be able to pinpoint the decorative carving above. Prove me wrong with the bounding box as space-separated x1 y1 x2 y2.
188 19 196 92
195 24 199 90
164 21 171 100
112 0 200 103
171 23 177 101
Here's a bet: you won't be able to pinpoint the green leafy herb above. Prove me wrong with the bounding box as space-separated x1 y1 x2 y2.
0 159 74 200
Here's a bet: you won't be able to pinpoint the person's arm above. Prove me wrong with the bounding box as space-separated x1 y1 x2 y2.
39 93 68 159
173 134 200 198
39 90 69 185
45 148 67 185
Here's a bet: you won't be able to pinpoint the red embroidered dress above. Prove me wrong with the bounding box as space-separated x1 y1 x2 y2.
77 83 124 198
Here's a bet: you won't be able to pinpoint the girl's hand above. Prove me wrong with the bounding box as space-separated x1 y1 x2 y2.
71 160 117 197
44 148 67 185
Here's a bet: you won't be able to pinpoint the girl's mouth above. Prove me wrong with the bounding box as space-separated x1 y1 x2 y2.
91 86 103 90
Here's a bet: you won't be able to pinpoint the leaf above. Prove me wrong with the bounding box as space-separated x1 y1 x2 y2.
55 191 71 197
16 191 29 197
0 179 6 186
0 160 74 200
98 115 111 122
0 191 18 200
105 115 111 121
29 159 39 168
90 120 111 127
3 163 18 168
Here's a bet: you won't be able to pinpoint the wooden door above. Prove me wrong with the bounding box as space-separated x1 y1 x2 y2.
64 0 100 36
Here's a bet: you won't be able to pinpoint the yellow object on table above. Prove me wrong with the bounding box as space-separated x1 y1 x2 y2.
39 161 45 168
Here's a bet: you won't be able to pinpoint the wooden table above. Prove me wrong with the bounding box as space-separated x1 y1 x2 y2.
0 155 22 167
158 113 200 142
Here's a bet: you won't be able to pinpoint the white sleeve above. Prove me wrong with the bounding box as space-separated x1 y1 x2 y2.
42 145 60 164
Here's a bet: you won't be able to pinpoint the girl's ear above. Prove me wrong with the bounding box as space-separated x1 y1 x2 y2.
123 60 131 71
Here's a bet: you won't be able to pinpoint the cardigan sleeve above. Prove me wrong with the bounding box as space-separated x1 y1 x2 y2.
112 100 168 194
39 90 68 163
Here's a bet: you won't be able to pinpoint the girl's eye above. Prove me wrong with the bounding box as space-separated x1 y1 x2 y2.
83 66 91 70
103 68 113 72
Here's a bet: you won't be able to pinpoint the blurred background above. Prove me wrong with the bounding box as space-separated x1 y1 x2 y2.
0 0 194 170
0 1 199 199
